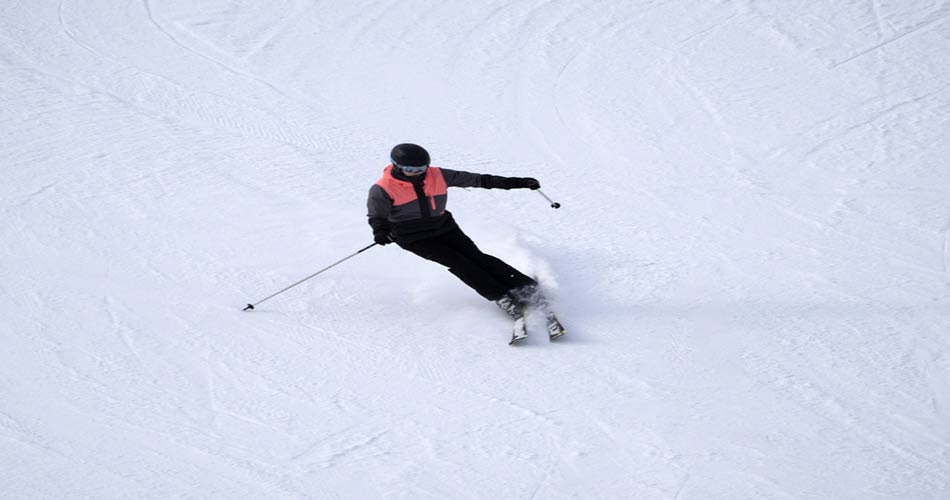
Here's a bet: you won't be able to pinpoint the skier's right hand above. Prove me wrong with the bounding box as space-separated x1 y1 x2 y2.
373 231 395 245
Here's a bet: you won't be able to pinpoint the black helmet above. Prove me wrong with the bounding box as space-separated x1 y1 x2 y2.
390 143 430 167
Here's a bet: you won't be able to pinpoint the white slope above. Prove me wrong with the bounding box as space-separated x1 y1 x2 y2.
2 1 950 498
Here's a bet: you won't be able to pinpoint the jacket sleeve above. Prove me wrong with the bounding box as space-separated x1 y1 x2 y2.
367 185 392 232
439 168 526 189
439 168 484 188
478 174 533 190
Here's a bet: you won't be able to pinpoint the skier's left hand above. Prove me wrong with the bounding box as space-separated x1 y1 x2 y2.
483 175 541 190
506 177 541 190
522 177 541 190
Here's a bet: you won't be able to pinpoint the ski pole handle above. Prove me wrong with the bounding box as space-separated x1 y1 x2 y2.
537 189 561 209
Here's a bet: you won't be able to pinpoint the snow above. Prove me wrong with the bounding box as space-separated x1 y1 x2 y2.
3 1 950 499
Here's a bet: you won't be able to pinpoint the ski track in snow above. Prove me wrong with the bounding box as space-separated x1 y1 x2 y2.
3 0 950 498
829 8 950 69
141 0 297 105
944 225 950 282
55 0 342 156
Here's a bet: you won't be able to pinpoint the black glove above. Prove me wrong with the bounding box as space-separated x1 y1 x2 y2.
522 177 541 190
369 217 395 245
481 175 541 190
374 231 394 245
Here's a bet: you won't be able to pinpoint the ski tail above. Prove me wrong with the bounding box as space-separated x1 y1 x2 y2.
514 284 567 341
509 315 528 345
498 286 567 344
544 312 567 341
497 294 528 345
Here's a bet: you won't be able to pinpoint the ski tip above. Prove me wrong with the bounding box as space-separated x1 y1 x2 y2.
549 332 567 341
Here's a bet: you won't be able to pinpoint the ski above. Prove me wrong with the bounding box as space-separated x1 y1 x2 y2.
521 284 566 342
498 286 567 344
544 312 567 341
509 314 528 345
497 294 528 345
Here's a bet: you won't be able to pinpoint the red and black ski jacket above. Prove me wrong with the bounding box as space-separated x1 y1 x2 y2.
366 165 512 244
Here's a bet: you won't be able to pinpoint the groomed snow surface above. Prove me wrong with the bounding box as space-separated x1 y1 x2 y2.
3 1 950 499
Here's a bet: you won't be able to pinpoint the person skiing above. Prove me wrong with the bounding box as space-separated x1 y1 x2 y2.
367 143 542 318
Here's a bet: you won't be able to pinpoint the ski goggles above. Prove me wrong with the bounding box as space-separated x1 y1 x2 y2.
395 163 429 174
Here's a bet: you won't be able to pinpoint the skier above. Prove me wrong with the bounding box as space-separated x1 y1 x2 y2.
367 143 543 319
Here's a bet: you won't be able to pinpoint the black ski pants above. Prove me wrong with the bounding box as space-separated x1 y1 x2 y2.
398 226 536 301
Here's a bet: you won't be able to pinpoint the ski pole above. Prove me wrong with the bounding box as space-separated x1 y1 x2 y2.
243 242 377 311
536 189 561 209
